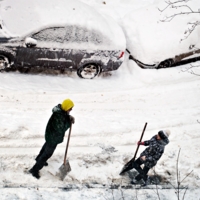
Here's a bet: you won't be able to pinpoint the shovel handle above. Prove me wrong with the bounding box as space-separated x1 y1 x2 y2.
63 123 72 165
132 122 147 161
125 122 147 166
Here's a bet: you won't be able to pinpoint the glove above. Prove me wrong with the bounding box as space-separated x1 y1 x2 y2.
137 141 145 145
69 115 75 124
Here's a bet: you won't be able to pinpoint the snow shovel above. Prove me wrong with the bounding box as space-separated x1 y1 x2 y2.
57 123 72 180
119 122 147 175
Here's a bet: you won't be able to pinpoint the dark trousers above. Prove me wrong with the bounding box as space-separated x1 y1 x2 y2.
133 157 150 182
31 142 57 172
122 157 150 181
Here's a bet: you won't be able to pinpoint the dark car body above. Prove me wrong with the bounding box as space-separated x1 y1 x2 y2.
0 26 125 78
127 48 200 69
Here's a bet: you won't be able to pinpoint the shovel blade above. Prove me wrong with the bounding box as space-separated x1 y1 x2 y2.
119 161 133 175
119 165 128 175
57 160 71 181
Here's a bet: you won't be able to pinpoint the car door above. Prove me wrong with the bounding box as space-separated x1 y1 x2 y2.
61 25 86 69
14 39 46 67
15 27 73 68
62 25 100 69
29 27 66 68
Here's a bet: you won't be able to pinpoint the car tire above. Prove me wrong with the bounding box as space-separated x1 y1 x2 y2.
157 59 174 69
77 63 101 79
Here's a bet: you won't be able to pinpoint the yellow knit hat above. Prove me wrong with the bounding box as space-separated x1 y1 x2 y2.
61 99 74 111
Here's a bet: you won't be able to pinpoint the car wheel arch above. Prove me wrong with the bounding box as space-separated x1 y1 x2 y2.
0 48 16 70
0 47 16 59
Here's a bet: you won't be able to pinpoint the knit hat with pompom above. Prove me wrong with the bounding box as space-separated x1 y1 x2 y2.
158 129 171 139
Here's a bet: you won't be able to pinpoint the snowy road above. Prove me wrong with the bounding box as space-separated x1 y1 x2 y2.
0 61 200 199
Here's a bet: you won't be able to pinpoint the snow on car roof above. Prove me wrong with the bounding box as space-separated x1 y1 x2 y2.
0 0 126 50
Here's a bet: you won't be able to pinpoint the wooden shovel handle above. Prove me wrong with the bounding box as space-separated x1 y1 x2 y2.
132 122 147 161
125 122 147 166
63 123 72 165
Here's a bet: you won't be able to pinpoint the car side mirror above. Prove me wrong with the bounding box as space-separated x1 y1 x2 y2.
25 37 37 48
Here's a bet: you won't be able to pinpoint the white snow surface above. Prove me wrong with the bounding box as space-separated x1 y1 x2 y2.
0 0 200 199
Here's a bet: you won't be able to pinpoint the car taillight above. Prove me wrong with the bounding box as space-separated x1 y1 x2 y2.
118 51 124 59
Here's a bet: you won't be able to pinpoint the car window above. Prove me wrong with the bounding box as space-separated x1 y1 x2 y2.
31 27 66 43
64 25 103 45
30 26 104 47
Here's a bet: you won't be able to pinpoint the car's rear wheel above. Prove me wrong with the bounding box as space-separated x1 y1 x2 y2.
157 59 174 69
0 55 11 71
77 63 101 79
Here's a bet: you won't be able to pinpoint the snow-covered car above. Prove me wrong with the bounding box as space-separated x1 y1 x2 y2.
0 0 126 78
0 25 125 79
121 3 200 69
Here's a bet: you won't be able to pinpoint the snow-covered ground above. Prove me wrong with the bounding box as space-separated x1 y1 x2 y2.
0 0 200 199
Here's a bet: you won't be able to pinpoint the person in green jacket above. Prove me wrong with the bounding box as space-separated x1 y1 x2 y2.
29 99 75 179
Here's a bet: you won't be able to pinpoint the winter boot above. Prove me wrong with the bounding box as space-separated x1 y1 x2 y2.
130 179 138 185
29 168 40 179
141 176 149 187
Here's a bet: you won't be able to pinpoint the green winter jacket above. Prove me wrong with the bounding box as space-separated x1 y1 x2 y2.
45 104 71 145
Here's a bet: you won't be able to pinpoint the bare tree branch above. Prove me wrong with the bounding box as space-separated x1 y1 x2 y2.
119 180 125 200
160 11 200 23
152 168 161 200
158 0 200 40
151 148 192 199
182 21 200 40
182 187 189 200
158 0 191 12
180 170 193 184
181 64 200 76
176 148 181 199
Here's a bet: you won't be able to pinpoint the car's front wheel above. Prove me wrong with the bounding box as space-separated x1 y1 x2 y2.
0 55 11 71
77 63 101 79
157 59 174 69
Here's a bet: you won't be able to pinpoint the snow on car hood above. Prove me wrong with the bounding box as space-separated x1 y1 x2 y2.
121 1 200 64
0 0 126 50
